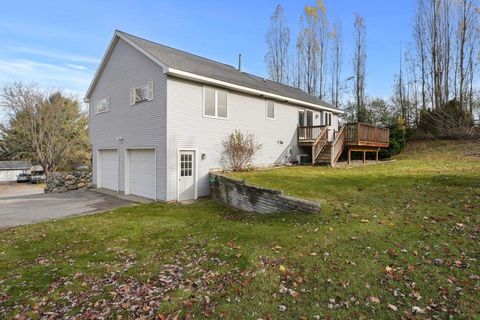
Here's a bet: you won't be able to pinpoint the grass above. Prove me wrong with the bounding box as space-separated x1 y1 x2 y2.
1 140 479 319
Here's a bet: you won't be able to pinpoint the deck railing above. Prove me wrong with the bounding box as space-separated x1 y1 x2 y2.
345 123 389 146
297 125 325 142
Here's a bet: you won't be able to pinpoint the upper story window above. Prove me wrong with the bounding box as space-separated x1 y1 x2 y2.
203 87 227 118
95 97 109 114
266 100 275 120
130 81 153 105
324 112 332 126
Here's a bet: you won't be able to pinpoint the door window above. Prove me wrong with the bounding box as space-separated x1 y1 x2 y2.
306 110 313 126
180 153 193 177
298 110 305 126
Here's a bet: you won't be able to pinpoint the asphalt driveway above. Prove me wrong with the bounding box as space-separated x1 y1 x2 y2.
0 189 133 228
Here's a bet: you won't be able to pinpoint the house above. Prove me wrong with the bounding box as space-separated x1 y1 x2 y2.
85 30 388 201
0 161 32 183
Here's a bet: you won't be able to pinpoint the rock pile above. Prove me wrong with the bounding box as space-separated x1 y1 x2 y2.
45 170 93 193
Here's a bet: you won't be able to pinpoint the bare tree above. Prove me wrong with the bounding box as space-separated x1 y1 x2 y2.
0 82 89 177
265 4 291 84
316 0 329 99
414 0 428 110
353 13 367 122
412 0 479 115
454 0 478 112
297 5 320 95
405 48 420 126
329 21 342 109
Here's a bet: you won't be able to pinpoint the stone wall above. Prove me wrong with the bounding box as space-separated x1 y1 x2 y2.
45 170 92 193
209 172 320 214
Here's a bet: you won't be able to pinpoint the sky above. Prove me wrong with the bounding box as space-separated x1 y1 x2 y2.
0 0 416 107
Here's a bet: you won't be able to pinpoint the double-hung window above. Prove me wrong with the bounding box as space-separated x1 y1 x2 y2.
130 81 153 105
95 97 109 114
203 87 227 118
266 100 275 120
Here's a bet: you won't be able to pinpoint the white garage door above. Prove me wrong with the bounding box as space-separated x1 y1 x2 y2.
128 149 155 199
99 149 118 191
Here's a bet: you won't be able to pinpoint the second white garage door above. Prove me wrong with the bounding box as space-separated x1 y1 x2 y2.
127 149 156 199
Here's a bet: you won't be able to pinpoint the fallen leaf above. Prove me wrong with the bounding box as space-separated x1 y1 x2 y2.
370 296 380 303
412 306 425 314
388 304 398 311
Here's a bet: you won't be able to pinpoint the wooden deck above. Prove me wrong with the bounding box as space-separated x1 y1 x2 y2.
344 123 389 148
297 122 390 166
297 125 326 146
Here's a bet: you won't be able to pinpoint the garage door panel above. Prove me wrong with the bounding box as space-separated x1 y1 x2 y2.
128 149 155 199
99 150 118 191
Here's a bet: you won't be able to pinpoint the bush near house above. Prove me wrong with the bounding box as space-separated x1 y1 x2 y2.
0 140 479 319
221 130 262 171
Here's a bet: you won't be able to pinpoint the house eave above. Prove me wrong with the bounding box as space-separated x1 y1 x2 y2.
166 68 344 114
84 30 170 103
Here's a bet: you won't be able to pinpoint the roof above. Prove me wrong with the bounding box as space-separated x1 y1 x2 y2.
85 30 342 113
0 161 32 170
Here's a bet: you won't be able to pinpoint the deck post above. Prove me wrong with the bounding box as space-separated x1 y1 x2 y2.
376 148 379 163
363 151 366 163
348 148 351 165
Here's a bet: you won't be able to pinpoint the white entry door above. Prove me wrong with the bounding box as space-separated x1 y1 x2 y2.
128 149 156 199
99 149 118 191
178 150 196 201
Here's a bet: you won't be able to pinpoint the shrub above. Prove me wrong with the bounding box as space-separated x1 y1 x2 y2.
418 100 474 139
221 130 262 171
380 116 408 158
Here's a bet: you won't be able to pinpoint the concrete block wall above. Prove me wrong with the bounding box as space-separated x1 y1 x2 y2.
209 172 320 214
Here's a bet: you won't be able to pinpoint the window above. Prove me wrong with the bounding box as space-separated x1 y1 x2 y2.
95 97 109 114
266 100 275 119
130 81 153 105
180 153 193 177
203 87 228 118
324 112 332 126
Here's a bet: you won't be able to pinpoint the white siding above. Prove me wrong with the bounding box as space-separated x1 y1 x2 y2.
0 170 23 182
89 38 168 200
166 77 334 201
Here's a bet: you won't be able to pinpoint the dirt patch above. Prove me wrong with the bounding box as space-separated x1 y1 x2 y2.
0 183 44 198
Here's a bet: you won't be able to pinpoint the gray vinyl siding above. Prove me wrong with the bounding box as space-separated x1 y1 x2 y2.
89 38 167 200
166 77 329 201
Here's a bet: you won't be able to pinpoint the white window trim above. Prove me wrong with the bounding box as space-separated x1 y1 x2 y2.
266 100 275 120
324 112 332 126
130 81 153 106
202 86 228 119
95 97 109 114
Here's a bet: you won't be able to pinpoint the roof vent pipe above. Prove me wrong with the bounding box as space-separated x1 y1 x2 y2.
238 53 242 71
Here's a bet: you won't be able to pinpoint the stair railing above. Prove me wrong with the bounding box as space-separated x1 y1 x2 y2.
311 126 329 164
330 125 346 166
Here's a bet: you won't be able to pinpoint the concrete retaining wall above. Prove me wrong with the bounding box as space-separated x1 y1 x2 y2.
209 172 320 214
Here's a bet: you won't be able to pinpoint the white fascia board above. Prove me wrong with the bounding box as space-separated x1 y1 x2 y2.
167 68 344 114
116 32 170 72
84 33 119 103
84 31 170 103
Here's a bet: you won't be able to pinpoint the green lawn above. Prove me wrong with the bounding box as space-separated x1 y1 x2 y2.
1 140 479 319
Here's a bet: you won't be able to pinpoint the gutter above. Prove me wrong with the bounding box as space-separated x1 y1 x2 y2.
167 68 344 114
